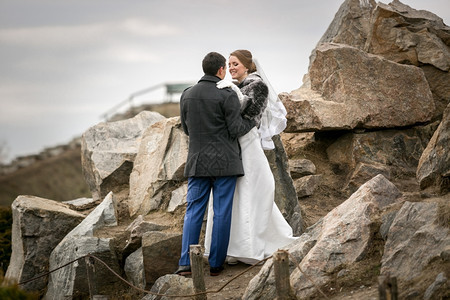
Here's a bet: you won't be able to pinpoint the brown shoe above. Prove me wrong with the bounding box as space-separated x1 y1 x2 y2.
210 266 224 276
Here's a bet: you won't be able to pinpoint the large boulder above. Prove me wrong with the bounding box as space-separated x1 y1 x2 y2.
417 103 450 194
265 135 303 235
128 117 188 217
142 231 182 287
316 0 376 50
81 111 165 213
243 174 402 299
364 1 450 118
381 200 450 280
4 196 85 293
365 1 450 72
45 192 126 299
283 43 435 133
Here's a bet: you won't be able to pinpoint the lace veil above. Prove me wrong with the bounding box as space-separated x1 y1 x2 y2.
254 59 287 150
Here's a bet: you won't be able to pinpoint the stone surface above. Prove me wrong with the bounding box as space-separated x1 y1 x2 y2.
365 1 450 72
4 196 85 293
124 248 145 289
284 43 435 132
243 175 402 299
81 111 165 204
128 117 188 217
289 158 316 179
265 134 304 235
316 0 376 50
417 103 450 194
142 231 182 287
326 124 437 189
381 201 450 281
45 192 125 299
143 274 194 300
293 175 322 198
167 184 188 213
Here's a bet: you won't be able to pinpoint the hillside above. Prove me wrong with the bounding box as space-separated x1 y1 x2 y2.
0 102 180 208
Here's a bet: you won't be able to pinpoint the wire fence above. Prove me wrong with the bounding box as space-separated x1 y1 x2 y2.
17 249 331 299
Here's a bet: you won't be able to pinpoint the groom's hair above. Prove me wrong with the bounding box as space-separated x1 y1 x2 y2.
202 52 226 76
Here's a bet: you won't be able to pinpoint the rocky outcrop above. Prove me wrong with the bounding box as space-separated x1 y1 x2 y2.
284 43 435 132
127 117 188 217
45 192 125 299
381 200 450 281
81 111 165 212
417 103 450 194
4 196 85 293
243 175 403 299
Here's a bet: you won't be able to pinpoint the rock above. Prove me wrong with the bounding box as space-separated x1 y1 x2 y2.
142 231 182 287
243 174 402 299
124 248 145 289
167 184 188 213
289 159 316 179
284 43 435 132
381 201 450 281
424 272 448 300
364 1 450 118
143 274 194 300
265 135 304 235
326 124 437 189
4 196 85 293
81 111 165 213
365 1 450 72
128 117 188 217
45 192 125 299
346 162 391 193
294 175 322 198
417 103 450 194
316 0 376 49
280 132 316 158
122 215 170 258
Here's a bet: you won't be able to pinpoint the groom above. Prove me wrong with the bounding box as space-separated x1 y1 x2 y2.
175 52 255 276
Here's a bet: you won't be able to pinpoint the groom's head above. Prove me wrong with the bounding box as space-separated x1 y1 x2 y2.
203 52 226 79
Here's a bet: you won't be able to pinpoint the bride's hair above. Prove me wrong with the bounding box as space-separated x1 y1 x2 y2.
230 50 257 73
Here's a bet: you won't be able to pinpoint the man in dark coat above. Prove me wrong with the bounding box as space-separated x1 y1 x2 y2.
175 52 255 276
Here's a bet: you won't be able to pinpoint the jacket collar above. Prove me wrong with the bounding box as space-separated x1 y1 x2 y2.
199 74 221 83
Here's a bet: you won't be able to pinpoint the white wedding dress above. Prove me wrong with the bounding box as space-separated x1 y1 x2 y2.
204 126 297 264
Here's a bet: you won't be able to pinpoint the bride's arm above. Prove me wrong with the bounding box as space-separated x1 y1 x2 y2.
241 80 269 120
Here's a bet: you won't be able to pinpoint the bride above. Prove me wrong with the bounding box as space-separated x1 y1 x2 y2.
204 49 297 265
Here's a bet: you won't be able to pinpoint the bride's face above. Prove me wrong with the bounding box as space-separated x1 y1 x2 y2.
228 55 248 83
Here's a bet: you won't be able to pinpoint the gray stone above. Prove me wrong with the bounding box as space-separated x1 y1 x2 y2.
294 175 322 198
45 192 125 299
381 201 450 281
265 134 304 235
81 111 165 209
244 174 402 299
142 231 182 287
424 272 448 300
4 196 85 292
289 158 316 178
143 274 194 300
128 117 189 217
167 184 187 212
124 247 145 289
417 103 450 194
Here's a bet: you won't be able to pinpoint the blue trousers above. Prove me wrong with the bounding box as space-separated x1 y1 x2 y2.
179 176 237 268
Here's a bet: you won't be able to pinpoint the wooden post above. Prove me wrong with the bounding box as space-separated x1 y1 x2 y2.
273 250 297 300
85 256 97 300
190 245 206 300
378 275 398 300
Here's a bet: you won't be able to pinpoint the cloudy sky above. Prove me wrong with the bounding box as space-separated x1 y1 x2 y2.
0 0 448 163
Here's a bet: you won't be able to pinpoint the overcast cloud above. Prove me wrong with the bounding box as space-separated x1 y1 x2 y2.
0 0 448 162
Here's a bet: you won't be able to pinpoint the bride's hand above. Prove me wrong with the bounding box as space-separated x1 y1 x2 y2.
217 80 244 101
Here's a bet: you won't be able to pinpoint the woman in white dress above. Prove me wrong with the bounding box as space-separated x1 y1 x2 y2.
205 49 297 265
